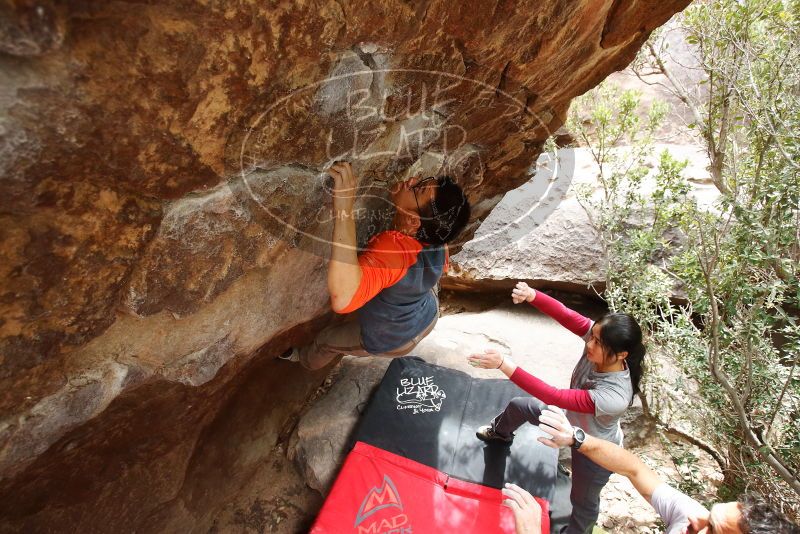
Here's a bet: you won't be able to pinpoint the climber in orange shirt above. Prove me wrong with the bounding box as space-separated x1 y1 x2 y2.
280 161 471 369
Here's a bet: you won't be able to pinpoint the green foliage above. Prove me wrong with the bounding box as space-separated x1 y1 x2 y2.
676 2 800 505
668 441 707 499
569 0 800 513
567 85 679 330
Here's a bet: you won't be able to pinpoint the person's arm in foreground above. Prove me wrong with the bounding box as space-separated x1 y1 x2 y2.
512 282 592 337
466 351 596 413
326 162 362 311
502 483 542 534
537 406 663 501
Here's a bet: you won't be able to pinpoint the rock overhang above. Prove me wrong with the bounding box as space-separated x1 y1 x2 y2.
0 1 692 530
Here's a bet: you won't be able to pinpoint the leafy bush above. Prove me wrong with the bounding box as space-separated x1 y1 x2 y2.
567 0 799 517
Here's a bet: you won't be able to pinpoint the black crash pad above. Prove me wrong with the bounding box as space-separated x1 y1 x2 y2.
350 357 559 502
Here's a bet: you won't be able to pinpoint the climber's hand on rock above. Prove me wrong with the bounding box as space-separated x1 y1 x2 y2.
502 483 542 534
537 405 574 449
328 161 357 215
511 282 536 304
467 348 504 369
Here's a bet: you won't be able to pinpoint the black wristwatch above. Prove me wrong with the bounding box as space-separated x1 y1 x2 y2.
571 427 586 449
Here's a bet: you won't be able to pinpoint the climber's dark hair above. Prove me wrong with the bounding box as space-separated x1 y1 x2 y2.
416 176 471 246
596 312 646 404
739 492 800 533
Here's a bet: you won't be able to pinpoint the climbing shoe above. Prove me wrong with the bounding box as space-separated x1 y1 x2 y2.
278 347 300 362
476 424 514 444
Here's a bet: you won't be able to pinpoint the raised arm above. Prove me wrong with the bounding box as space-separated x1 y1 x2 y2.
537 406 663 502
327 162 362 312
466 352 595 414
511 282 592 337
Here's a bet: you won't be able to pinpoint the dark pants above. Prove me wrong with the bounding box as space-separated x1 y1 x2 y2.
491 397 612 534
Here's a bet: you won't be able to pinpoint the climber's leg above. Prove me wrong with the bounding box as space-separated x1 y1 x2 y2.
296 317 371 370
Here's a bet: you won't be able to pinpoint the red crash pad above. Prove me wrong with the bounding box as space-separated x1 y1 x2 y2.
311 441 550 534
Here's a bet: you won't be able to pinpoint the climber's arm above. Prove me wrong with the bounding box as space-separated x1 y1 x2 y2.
465 352 595 413
327 162 363 311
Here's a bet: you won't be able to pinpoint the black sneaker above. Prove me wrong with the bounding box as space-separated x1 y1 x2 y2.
476 424 514 444
278 347 299 362
557 462 572 477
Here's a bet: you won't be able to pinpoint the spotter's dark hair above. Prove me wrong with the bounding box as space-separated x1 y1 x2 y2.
596 313 646 404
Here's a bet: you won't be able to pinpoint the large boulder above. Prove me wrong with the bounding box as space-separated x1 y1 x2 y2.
0 1 690 530
288 357 392 494
443 144 718 296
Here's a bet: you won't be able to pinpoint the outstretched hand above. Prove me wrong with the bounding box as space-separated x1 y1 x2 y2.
537 405 575 449
511 282 536 304
502 483 542 534
467 348 505 369
328 161 357 213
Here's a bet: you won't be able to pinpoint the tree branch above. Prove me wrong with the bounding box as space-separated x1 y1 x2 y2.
645 41 731 195
765 353 798 441
697 221 800 495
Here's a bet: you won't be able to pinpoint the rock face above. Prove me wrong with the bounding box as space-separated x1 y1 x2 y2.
289 357 392 494
0 2 690 531
443 147 607 295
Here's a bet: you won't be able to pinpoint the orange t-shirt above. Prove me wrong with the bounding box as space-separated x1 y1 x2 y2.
336 231 449 314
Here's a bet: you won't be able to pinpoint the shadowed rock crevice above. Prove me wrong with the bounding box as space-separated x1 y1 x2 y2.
0 1 65 57
0 313 333 533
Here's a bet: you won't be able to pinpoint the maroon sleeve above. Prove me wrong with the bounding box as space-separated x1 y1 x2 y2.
509 367 596 414
529 291 592 337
